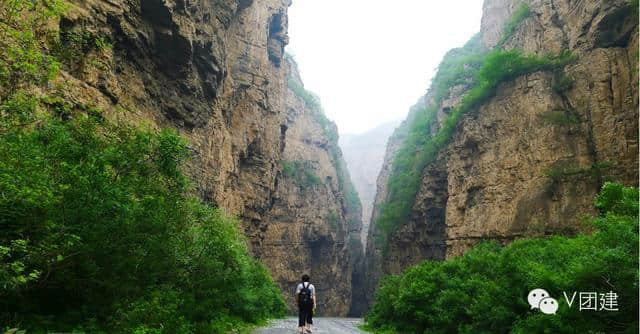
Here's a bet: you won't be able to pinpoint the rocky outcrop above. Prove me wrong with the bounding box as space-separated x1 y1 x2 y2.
54 0 361 316
365 0 638 306
256 59 363 315
59 0 292 218
339 121 400 247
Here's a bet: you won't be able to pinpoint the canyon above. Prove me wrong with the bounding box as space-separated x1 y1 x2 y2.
32 0 638 319
340 121 400 246
364 0 639 307
55 0 362 316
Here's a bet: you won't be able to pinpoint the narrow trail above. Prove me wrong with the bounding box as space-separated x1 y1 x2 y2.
254 317 368 334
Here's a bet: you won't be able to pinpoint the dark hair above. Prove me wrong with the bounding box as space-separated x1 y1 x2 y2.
302 274 310 282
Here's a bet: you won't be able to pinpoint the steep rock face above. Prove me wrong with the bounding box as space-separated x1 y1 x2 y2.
365 0 638 305
256 60 363 316
61 0 292 219
55 0 362 316
339 121 400 246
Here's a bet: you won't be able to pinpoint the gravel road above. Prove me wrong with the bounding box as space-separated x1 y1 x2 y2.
254 317 368 334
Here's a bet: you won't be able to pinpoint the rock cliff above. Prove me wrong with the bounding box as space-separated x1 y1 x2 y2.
257 58 363 315
365 0 638 307
339 121 400 247
53 0 361 316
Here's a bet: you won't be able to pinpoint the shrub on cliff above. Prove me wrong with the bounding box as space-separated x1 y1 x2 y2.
496 2 531 47
0 1 285 332
376 43 575 248
281 160 323 189
365 182 639 333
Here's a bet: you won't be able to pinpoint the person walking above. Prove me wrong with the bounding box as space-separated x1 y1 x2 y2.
295 274 316 334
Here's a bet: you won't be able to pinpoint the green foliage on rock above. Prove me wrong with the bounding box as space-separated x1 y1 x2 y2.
0 96 286 333
376 43 576 247
0 0 66 99
552 70 575 93
286 58 362 228
281 160 322 190
53 29 112 65
496 2 531 47
365 182 639 334
540 109 580 126
326 210 340 229
544 161 612 182
0 1 286 332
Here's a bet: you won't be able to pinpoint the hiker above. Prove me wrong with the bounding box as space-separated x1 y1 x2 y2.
295 274 316 334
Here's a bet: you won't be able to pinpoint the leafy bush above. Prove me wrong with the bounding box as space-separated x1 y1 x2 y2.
53 29 112 65
0 0 66 99
0 101 286 332
365 182 639 334
376 46 576 247
0 1 286 332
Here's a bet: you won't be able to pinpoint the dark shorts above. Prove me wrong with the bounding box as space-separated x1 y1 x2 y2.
298 304 313 327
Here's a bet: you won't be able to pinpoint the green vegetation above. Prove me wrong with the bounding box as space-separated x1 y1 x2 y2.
0 1 285 332
326 211 340 229
365 182 639 334
376 44 575 247
540 109 580 126
281 160 322 189
53 29 112 65
430 34 485 105
496 2 531 47
544 162 612 181
543 162 612 194
0 0 65 100
552 70 575 93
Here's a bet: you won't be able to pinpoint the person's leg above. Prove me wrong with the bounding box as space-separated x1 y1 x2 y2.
305 305 313 333
298 307 306 333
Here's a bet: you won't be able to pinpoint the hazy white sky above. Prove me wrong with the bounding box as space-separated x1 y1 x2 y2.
287 0 484 135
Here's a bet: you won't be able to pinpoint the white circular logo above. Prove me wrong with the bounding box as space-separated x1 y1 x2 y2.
539 297 559 314
527 288 550 309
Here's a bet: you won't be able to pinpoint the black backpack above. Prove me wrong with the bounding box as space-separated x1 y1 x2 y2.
298 282 313 307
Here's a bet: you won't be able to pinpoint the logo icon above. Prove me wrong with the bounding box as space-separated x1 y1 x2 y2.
527 288 550 310
528 288 558 315
539 297 559 314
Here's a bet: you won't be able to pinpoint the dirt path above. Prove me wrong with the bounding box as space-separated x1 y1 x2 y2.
254 317 368 334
